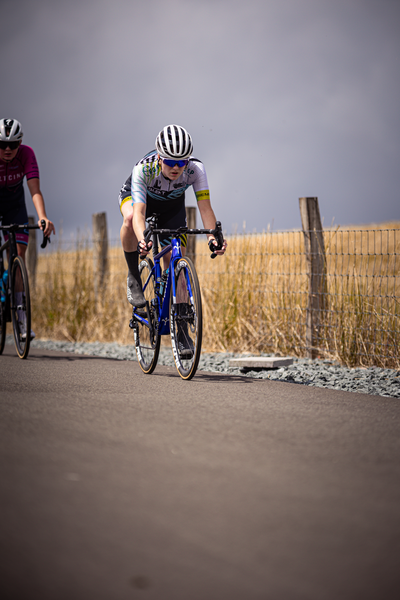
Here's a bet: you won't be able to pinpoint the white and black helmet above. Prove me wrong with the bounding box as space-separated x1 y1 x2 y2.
155 124 193 159
0 118 23 142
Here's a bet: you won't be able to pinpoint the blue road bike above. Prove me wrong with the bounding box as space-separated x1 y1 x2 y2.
130 214 224 380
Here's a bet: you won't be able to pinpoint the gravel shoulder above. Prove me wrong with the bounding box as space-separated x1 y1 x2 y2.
7 337 399 399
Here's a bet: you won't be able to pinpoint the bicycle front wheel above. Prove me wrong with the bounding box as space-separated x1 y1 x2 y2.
0 295 6 355
10 256 31 359
133 258 161 374
170 257 202 380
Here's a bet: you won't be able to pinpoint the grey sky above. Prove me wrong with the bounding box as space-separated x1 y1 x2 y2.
2 0 400 240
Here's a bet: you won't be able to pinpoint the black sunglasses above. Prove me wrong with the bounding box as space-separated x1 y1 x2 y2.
0 141 20 150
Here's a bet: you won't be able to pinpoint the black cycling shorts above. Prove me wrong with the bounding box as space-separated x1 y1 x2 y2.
119 176 188 248
0 196 29 245
145 194 188 248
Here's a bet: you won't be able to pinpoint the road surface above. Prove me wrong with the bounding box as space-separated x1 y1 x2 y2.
1 345 399 599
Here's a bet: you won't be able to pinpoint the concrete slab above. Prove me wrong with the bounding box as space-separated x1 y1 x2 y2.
229 356 294 369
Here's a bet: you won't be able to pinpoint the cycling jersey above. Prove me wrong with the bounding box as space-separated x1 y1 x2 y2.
0 145 39 245
0 145 39 203
119 150 210 212
119 150 211 248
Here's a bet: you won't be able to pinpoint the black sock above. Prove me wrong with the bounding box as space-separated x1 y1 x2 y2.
124 251 139 276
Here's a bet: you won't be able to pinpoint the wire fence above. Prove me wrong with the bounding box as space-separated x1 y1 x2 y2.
31 225 400 369
193 227 399 368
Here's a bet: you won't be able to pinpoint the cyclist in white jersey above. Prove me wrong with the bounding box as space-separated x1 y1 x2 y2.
119 124 227 308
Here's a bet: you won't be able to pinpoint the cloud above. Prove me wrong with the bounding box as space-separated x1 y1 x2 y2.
2 0 400 239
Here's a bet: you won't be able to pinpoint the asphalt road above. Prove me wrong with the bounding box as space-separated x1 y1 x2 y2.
1 345 400 600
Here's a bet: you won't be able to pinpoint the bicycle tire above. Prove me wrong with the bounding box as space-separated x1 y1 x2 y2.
170 256 203 380
0 296 6 355
133 257 161 374
10 256 31 359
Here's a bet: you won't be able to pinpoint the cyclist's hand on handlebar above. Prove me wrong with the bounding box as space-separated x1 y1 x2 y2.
208 236 227 257
39 218 56 237
137 239 153 255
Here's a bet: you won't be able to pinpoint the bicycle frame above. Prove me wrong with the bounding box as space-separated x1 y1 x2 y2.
132 214 224 332
133 236 190 336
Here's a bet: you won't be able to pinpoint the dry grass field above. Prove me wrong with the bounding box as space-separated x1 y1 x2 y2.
29 222 400 368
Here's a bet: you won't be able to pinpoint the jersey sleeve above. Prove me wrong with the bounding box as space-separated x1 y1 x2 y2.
191 160 210 202
131 161 150 204
20 145 40 180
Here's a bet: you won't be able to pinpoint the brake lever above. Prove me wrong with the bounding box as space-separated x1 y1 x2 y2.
40 219 51 249
138 226 153 258
208 221 224 259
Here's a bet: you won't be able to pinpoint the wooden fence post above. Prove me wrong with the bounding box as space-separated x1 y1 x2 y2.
186 206 197 265
26 216 37 290
92 212 108 297
299 197 327 359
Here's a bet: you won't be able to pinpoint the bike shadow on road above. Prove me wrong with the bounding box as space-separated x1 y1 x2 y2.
4 347 266 382
150 370 257 384
10 351 124 362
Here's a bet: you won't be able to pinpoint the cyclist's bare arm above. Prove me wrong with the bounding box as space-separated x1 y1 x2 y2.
27 178 55 237
133 203 152 254
197 198 227 255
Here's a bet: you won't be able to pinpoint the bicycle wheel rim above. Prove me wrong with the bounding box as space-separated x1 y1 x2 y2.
133 258 161 374
11 256 31 359
170 257 202 380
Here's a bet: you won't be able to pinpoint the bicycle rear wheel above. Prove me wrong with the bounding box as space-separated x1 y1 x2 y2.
133 258 161 374
10 256 31 359
170 257 202 380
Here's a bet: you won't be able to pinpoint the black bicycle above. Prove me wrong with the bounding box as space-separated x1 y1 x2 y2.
0 221 50 359
130 214 224 380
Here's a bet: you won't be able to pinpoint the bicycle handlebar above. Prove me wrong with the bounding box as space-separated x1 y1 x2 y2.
142 217 224 259
0 220 50 249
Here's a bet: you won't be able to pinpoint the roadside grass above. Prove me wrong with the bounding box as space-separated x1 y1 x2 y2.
30 222 400 368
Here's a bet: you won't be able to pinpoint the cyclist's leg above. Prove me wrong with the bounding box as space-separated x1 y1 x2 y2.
119 180 146 307
119 176 138 251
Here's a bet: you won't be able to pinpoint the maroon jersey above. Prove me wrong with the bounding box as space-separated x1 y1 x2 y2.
0 145 39 202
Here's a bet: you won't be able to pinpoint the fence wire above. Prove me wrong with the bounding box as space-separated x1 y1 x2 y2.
33 227 400 368
316 228 399 368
